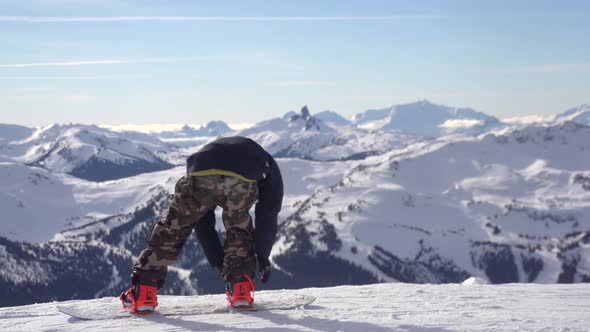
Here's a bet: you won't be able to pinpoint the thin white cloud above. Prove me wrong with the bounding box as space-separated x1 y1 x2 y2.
0 15 443 23
0 57 206 68
272 81 333 87
63 95 95 102
0 75 142 80
485 63 590 74
20 87 50 92
343 94 396 102
102 123 254 133
358 122 382 130
103 124 192 133
439 119 483 129
502 115 553 124
228 123 254 130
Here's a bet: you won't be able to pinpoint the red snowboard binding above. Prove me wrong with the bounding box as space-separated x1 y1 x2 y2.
120 284 158 314
226 274 256 308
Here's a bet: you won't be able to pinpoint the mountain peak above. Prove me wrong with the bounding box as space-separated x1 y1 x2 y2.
290 105 321 131
204 120 231 131
180 124 193 131
301 105 311 119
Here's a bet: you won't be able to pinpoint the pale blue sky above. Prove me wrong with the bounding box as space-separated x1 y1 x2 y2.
0 0 589 126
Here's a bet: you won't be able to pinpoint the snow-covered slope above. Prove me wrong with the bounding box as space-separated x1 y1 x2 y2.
0 162 79 242
353 100 503 136
0 282 588 332
554 104 590 125
0 161 183 243
0 124 174 181
272 121 590 285
314 110 353 127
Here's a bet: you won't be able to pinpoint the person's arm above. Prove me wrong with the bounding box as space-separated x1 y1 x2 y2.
254 157 284 267
194 209 224 269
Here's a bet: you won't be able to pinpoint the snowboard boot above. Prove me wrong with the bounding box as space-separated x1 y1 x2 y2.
225 274 255 308
120 284 158 314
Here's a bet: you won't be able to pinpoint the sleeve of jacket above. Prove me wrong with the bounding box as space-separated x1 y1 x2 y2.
254 156 284 266
193 209 224 269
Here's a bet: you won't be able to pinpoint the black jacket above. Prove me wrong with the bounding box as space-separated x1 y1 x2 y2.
188 136 283 269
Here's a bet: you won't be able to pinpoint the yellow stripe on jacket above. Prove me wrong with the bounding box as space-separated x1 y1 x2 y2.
189 169 256 183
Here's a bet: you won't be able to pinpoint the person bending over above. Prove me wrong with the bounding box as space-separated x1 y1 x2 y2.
120 136 283 312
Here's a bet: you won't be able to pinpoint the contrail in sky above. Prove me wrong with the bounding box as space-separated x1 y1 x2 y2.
0 57 209 68
0 15 443 23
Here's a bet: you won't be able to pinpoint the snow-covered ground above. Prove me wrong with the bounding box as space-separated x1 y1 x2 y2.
1 282 588 331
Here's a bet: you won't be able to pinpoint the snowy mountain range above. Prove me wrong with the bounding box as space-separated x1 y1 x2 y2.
273 121 590 287
232 105 423 161
0 100 589 307
0 124 174 181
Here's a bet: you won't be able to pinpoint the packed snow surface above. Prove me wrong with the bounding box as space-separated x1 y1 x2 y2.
0 282 587 331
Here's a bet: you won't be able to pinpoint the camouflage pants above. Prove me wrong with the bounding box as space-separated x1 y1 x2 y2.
134 174 259 286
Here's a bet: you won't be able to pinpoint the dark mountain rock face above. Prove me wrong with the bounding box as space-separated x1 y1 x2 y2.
70 155 173 182
369 246 467 283
290 105 322 131
0 237 133 307
271 223 380 288
471 242 519 283
573 174 590 191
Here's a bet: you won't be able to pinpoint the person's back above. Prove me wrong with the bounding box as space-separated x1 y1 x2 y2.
187 136 272 182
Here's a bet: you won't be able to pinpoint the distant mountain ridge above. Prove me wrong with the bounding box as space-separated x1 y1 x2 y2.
0 124 174 182
352 100 503 136
157 121 232 138
232 105 422 161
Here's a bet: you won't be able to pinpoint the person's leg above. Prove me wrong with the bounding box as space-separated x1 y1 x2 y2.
220 177 259 281
133 175 215 287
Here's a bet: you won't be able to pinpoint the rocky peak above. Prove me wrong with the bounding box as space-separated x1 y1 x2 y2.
301 105 311 119
290 105 321 131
